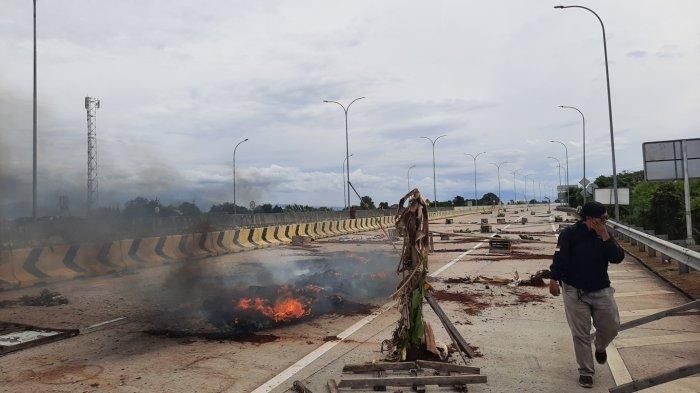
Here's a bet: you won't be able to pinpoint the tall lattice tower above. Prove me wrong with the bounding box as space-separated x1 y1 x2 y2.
85 96 100 214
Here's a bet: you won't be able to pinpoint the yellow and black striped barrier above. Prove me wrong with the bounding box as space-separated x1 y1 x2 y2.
0 209 482 289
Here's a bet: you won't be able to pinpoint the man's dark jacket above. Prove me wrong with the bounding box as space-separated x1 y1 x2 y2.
550 221 625 291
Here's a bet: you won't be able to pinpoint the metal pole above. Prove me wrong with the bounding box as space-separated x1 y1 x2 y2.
233 138 248 214
32 0 37 219
342 153 354 209
551 140 569 205
549 156 562 204
555 5 619 218
342 160 346 209
490 161 509 206
465 152 486 206
324 97 365 209
421 135 447 207
682 140 695 245
559 106 586 203
407 164 416 191
510 169 521 204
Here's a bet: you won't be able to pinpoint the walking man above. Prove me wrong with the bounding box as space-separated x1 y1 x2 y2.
549 201 625 388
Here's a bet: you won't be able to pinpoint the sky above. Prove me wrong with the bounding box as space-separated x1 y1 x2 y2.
1 0 699 217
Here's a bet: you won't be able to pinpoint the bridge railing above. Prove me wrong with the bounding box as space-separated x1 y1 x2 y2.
607 219 699 273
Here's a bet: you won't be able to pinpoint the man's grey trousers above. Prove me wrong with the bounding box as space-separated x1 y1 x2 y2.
562 283 620 376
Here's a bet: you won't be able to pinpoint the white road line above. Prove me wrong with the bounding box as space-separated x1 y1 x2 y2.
607 343 633 386
614 290 674 298
614 332 700 349
248 301 395 393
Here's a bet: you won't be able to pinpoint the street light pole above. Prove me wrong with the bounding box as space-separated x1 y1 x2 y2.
32 0 38 219
421 135 447 207
233 138 248 214
490 161 509 206
465 152 486 206
509 169 522 204
407 164 416 191
551 140 570 205
548 156 563 205
342 153 354 209
559 105 586 203
555 5 619 219
523 174 535 204
324 97 365 209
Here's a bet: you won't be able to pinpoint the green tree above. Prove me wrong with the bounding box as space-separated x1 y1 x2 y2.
452 195 465 206
478 192 500 206
178 201 202 216
378 202 389 209
360 196 376 209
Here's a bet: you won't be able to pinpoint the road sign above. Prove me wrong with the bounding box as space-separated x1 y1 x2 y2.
586 183 598 193
579 177 590 187
643 138 700 181
594 188 630 205
643 138 698 245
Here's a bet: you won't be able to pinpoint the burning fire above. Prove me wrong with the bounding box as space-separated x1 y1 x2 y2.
234 287 314 323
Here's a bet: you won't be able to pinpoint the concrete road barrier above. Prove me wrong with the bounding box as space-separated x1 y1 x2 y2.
0 209 480 289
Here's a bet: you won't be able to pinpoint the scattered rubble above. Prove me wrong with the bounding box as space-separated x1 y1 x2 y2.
0 289 69 308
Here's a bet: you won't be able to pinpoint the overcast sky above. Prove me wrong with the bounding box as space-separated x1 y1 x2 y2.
1 0 698 217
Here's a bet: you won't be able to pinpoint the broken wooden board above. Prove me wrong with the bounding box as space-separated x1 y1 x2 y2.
337 375 487 388
0 321 79 356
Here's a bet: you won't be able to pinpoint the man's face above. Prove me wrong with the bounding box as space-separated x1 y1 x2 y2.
584 213 608 229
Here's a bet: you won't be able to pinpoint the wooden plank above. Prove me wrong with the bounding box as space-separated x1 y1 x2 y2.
425 293 476 358
619 300 699 331
415 360 480 374
326 379 339 393
608 363 700 393
342 362 417 373
338 375 487 388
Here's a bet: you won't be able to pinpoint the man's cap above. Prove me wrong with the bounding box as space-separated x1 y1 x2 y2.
580 201 607 219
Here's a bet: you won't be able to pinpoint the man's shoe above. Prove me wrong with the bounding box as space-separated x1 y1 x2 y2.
595 350 607 364
579 375 593 388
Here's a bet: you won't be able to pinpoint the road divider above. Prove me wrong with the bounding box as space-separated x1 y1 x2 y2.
0 208 480 289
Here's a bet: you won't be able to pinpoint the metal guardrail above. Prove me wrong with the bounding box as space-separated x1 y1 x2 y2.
607 219 700 271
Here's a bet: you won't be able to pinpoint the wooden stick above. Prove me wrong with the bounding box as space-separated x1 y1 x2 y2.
337 375 487 388
619 300 699 331
425 293 476 358
342 362 417 373
415 360 480 374
608 363 700 393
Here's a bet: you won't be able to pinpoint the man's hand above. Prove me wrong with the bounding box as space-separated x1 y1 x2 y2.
549 279 560 296
591 219 610 241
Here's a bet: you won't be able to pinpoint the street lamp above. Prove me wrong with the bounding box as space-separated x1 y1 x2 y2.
550 140 570 205
523 173 535 204
558 105 586 203
421 135 447 207
342 153 354 209
407 164 417 191
465 152 486 206
32 0 38 219
324 97 365 208
490 161 509 206
555 4 620 218
509 169 522 204
548 156 563 205
233 138 248 214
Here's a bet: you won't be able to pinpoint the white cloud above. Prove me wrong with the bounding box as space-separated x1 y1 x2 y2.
1 0 699 217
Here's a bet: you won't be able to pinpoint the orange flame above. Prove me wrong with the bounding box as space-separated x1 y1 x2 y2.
234 295 312 322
